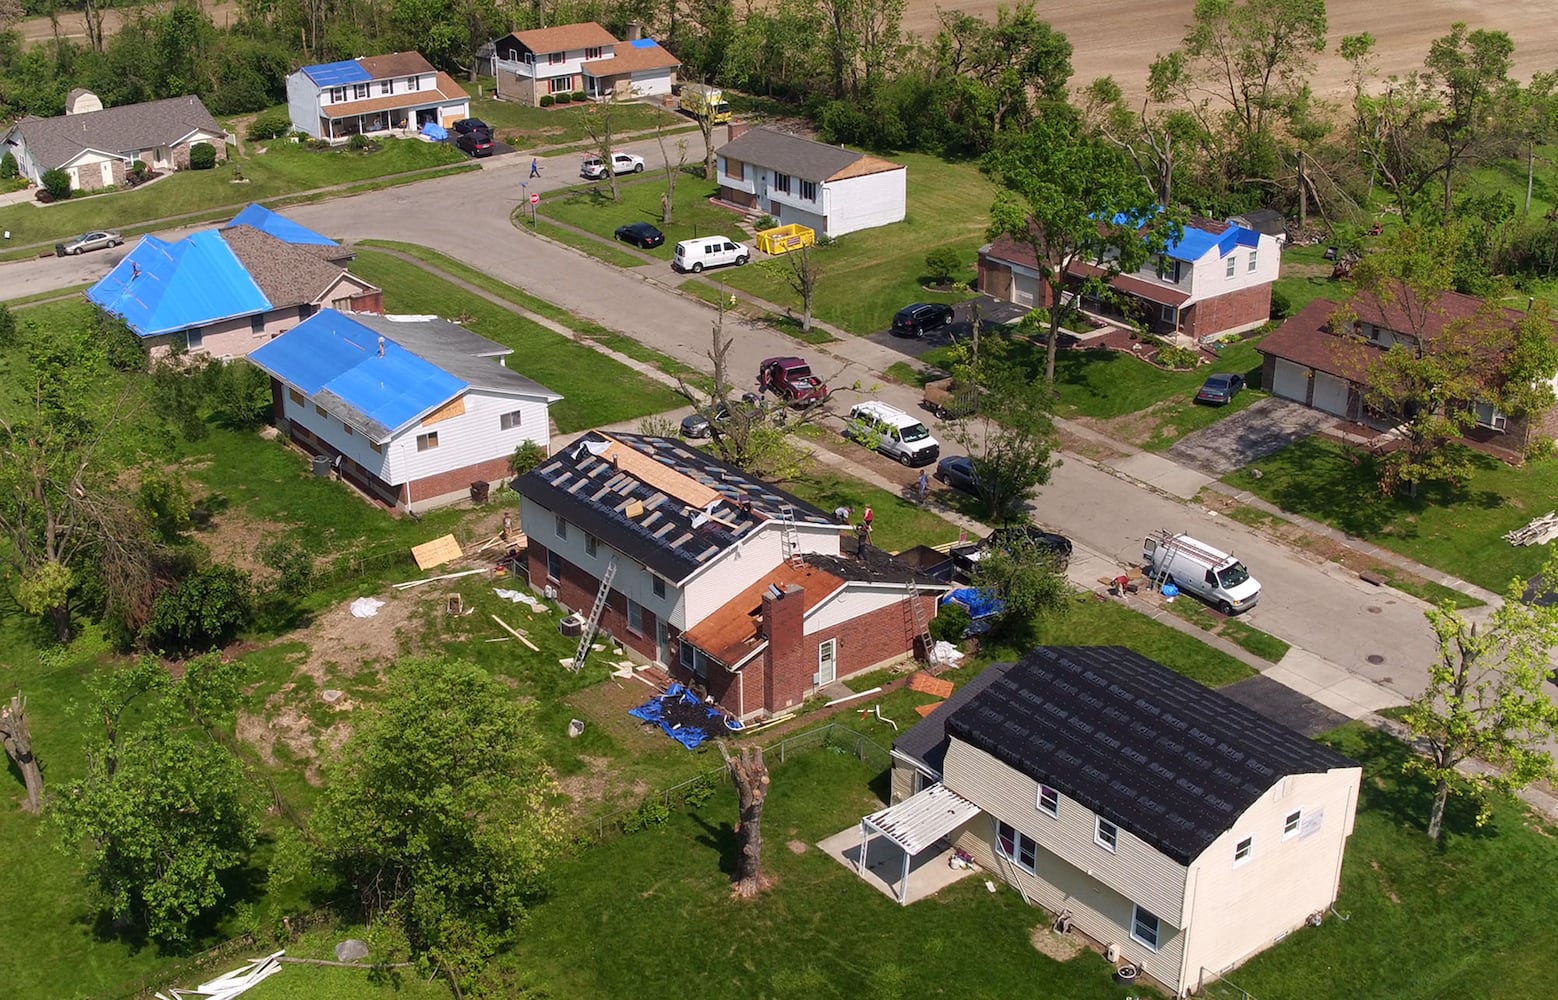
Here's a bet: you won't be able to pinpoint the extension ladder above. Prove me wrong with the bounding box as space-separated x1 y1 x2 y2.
574 557 618 669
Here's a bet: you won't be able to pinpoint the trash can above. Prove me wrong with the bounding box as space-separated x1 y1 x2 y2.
470 479 490 503
311 454 332 477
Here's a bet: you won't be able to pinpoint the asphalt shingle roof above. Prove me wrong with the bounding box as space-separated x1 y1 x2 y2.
894 661 1016 778
946 646 1355 865
717 128 865 183
219 225 351 310
6 94 221 173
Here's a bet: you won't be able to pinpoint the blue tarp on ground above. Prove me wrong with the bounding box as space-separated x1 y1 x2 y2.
629 682 743 750
227 203 340 247
943 587 1004 620
420 122 448 141
88 230 271 338
248 309 467 440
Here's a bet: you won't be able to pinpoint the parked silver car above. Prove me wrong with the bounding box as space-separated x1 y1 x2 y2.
56 230 123 256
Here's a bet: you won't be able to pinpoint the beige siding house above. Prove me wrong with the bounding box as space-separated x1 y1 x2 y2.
884 647 1360 997
2 92 225 191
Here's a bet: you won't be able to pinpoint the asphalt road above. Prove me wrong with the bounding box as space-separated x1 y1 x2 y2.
0 131 1448 707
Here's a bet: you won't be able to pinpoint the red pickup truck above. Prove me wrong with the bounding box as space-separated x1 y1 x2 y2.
757 356 830 406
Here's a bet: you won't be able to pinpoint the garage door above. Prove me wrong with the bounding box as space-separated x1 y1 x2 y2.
1271 359 1309 403
1012 273 1039 308
1311 371 1350 417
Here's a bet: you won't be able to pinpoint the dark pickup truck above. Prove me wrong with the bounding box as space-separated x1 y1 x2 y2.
757 356 830 406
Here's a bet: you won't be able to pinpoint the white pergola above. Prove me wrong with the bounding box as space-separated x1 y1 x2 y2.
857 782 981 904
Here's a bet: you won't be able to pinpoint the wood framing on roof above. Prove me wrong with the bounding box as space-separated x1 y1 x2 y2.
599 434 721 509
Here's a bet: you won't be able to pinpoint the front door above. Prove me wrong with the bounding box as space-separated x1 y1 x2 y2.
817 638 837 686
100 161 114 186
656 620 669 665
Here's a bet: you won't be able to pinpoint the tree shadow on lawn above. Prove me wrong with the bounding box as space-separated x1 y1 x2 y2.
690 813 739 880
1325 726 1497 849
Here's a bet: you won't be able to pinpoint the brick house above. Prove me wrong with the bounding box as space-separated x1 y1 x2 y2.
877 647 1360 996
515 432 946 718
87 204 383 362
1258 291 1558 451
286 52 471 141
1 92 225 191
249 310 560 512
715 126 907 239
977 216 1280 340
490 23 679 105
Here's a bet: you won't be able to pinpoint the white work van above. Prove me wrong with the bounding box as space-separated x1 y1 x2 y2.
672 236 749 273
1142 531 1261 614
846 400 940 467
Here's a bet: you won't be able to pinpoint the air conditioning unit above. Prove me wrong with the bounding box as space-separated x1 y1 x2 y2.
1105 943 1122 964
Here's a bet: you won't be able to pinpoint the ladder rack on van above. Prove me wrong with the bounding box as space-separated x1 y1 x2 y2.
1147 529 1228 570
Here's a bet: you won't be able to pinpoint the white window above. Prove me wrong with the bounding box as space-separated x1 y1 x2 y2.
548 76 572 94
1157 256 1181 283
555 514 567 539
584 533 597 557
1037 784 1059 817
416 431 438 451
1248 249 1259 272
1095 817 1118 853
1226 255 1237 278
627 599 644 634
353 83 369 100
329 86 346 103
185 328 203 350
996 820 1038 874
1159 304 1177 325
1131 905 1162 951
380 80 393 96
681 641 709 679
406 75 420 91
1234 836 1253 866
546 549 561 581
500 409 523 430
1283 809 1302 840
548 51 565 66
800 180 818 201
652 575 666 598
1474 401 1508 431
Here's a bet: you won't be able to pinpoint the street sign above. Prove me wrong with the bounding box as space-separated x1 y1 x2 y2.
530 193 540 205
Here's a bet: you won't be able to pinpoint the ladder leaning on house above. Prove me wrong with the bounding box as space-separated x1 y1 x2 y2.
574 556 619 670
903 576 933 663
779 502 803 567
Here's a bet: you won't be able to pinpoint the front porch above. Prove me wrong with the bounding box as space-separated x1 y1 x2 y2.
321 103 455 142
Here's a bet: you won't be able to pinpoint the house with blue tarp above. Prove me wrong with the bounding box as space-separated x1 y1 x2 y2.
87 204 382 361
249 309 561 512
977 214 1281 341
285 52 471 142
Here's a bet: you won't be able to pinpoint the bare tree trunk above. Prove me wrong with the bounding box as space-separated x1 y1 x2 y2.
1297 150 1308 228
721 743 772 898
1427 777 1449 840
700 116 717 181
0 693 43 814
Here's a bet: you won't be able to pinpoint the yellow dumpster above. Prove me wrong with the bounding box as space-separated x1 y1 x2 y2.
755 223 816 255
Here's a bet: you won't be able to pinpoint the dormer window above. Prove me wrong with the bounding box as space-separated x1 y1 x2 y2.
1156 257 1181 283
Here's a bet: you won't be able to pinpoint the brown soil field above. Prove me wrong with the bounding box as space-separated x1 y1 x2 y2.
11 0 240 45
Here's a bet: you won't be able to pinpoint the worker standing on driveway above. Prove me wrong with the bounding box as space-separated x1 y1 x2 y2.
915 470 929 502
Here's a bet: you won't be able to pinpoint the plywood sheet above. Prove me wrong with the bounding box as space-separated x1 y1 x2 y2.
422 394 467 426
909 672 954 699
914 701 944 718
412 533 463 570
601 435 720 509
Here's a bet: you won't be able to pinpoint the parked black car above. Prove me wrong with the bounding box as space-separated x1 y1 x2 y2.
452 118 489 135
455 129 494 157
615 222 666 249
934 455 980 495
952 524 1074 577
1195 373 1246 405
891 302 955 337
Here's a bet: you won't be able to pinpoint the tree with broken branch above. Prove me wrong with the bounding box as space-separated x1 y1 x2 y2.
719 741 772 898
772 243 823 336
654 120 690 224
1401 567 1558 840
582 91 625 203
0 692 43 813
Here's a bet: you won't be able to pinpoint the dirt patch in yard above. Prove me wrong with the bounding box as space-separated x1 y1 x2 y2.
1075 400 1184 452
554 753 650 814
292 591 428 685
1030 926 1087 962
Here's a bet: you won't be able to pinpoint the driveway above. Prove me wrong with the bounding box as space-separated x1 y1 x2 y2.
864 297 1021 360
1166 396 1334 475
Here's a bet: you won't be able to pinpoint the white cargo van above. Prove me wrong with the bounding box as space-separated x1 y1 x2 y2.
672 236 749 273
846 401 940 466
1142 530 1261 614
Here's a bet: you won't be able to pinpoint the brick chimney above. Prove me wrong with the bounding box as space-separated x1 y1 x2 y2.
727 120 750 142
761 583 806 713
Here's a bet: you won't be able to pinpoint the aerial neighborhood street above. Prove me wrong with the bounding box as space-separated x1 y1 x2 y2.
6 3 1558 999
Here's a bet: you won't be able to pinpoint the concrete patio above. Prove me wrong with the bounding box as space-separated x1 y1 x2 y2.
817 824 982 905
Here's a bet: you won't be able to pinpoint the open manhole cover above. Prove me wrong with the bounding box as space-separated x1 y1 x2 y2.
1366 606 1383 614
1366 654 1385 665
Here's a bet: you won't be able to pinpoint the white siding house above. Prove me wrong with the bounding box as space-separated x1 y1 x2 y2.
491 23 679 105
286 52 470 141
716 127 906 239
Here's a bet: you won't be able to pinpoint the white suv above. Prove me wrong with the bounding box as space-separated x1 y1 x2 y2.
581 152 645 179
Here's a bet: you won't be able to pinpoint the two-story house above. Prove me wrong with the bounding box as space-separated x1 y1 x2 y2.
1258 291 1558 451
286 52 471 141
249 310 560 512
877 647 1360 997
715 126 907 239
87 204 382 362
491 23 679 105
515 432 945 717
977 216 1281 341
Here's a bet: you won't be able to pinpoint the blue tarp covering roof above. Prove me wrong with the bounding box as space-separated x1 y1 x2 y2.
629 37 658 48
248 309 468 440
227 203 339 247
1108 211 1262 262
301 59 371 86
943 588 1004 620
88 231 270 338
628 682 743 750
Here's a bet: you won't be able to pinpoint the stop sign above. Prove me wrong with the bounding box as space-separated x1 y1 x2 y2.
529 192 540 205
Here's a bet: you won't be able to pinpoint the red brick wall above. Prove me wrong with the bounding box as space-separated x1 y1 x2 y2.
1184 283 1271 338
762 585 808 714
348 289 385 315
401 455 514 508
758 593 936 716
172 137 226 171
526 540 660 662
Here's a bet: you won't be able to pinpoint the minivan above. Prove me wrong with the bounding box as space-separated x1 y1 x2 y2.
846 401 940 467
672 236 749 273
1142 531 1261 614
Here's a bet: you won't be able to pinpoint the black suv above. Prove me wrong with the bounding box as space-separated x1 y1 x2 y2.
455 129 494 157
891 303 955 337
452 118 489 135
951 525 1073 577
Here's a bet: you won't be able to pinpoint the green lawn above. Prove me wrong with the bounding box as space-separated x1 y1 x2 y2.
347 251 681 431
465 84 689 148
782 470 964 553
1225 437 1558 593
1038 594 1257 688
0 139 468 252
536 174 747 259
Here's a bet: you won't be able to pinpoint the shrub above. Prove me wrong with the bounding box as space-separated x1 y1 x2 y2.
539 95 555 108
621 798 671 833
258 537 315 597
347 133 370 151
34 189 54 204
510 440 547 476
930 602 971 643
571 91 587 103
141 565 254 656
0 304 15 348
130 159 149 179
1269 287 1294 321
247 109 292 141
553 92 572 105
1153 340 1201 370
754 214 778 231
188 142 217 170
925 246 962 285
0 151 16 179
41 167 71 199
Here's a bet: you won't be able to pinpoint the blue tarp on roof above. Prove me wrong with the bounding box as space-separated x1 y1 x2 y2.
248 309 468 439
88 231 270 338
1108 210 1262 263
227 203 339 247
629 37 659 48
302 60 371 86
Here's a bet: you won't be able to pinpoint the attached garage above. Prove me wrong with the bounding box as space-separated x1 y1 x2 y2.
1271 358 1310 404
1311 371 1351 417
1012 272 1040 308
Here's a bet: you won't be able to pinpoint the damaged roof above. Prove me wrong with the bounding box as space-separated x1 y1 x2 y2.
682 561 846 668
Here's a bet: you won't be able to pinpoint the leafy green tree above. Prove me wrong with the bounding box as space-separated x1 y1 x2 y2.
311 657 565 994
985 117 1172 386
1402 568 1558 840
1424 23 1515 214
969 534 1070 644
930 4 1073 148
946 337 1057 521
55 655 256 944
1178 0 1327 143
0 151 17 178
0 302 16 348
924 246 963 286
141 564 254 655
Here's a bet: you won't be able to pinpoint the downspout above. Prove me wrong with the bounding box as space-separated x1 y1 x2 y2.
737 665 744 720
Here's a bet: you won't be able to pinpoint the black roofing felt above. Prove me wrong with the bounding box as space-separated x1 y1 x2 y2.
894 661 1015 778
946 646 1356 865
516 432 836 583
804 547 949 588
